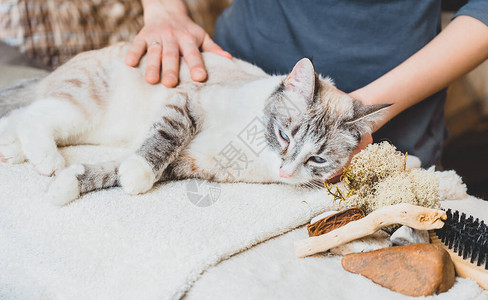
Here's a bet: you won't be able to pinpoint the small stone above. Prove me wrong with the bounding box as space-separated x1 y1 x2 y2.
341 243 455 297
330 230 392 256
390 226 429 246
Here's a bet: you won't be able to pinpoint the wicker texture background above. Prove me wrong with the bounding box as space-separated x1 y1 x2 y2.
0 0 232 69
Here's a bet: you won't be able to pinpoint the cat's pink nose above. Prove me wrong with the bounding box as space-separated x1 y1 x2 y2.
279 168 293 178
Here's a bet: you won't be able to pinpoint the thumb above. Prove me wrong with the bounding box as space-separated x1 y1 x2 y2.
354 133 373 156
201 34 232 59
326 133 373 182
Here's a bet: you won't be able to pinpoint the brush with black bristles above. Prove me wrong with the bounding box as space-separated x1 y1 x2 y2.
430 208 488 289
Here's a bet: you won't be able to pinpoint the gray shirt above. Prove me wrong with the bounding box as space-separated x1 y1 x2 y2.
214 0 488 167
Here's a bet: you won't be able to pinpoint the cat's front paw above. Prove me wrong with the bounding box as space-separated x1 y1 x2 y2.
0 123 25 164
31 151 65 177
47 164 84 206
119 154 155 195
21 141 65 176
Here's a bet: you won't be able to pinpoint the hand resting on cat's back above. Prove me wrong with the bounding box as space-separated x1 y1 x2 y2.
0 42 389 205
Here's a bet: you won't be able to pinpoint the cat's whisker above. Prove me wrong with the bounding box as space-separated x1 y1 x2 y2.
298 180 324 190
309 180 324 189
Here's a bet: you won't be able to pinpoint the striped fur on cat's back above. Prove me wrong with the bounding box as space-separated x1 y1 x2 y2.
0 42 389 205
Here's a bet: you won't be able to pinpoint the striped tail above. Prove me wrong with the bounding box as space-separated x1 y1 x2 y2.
0 76 44 117
47 161 120 206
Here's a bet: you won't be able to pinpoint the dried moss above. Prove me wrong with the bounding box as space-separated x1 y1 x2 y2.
326 142 440 215
343 142 406 191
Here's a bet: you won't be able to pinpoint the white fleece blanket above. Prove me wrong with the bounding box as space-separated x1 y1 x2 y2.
0 145 485 299
0 145 338 300
187 199 488 300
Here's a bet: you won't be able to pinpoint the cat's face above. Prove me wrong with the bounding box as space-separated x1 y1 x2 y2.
264 58 389 186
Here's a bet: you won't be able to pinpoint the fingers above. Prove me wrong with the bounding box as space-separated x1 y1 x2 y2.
326 133 373 182
326 173 342 184
161 34 180 88
125 38 146 67
145 41 163 84
354 133 373 156
127 21 229 86
201 34 232 59
178 36 207 82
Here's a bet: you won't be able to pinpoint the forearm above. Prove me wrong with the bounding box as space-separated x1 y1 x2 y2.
141 0 188 22
350 16 488 132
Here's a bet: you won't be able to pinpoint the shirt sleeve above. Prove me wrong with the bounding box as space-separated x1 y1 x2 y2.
453 0 488 26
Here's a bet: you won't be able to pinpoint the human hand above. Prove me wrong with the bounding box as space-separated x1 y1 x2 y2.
125 3 232 87
326 133 372 183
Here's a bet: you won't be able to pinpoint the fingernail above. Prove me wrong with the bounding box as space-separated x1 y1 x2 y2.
193 69 206 80
222 51 232 59
163 74 177 86
147 71 158 83
126 56 136 66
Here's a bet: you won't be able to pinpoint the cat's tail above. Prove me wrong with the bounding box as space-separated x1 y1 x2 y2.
0 76 44 117
47 161 120 206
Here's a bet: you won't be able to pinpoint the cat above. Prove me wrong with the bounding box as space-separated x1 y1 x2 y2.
0 42 389 205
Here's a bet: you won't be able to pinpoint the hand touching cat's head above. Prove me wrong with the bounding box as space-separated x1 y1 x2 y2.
264 58 389 186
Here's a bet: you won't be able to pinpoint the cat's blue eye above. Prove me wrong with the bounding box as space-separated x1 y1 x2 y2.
309 156 326 163
279 129 290 143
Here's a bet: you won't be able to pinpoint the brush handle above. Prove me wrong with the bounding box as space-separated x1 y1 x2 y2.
295 203 446 258
430 231 488 289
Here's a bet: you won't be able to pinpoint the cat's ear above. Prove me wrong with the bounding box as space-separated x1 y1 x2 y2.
284 58 316 105
346 100 391 134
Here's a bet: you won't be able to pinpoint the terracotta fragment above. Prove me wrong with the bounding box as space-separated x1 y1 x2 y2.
341 243 455 297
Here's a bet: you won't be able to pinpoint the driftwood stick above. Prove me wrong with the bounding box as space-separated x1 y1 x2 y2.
294 203 446 258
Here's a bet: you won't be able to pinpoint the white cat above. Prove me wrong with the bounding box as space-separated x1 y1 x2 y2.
0 42 388 205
